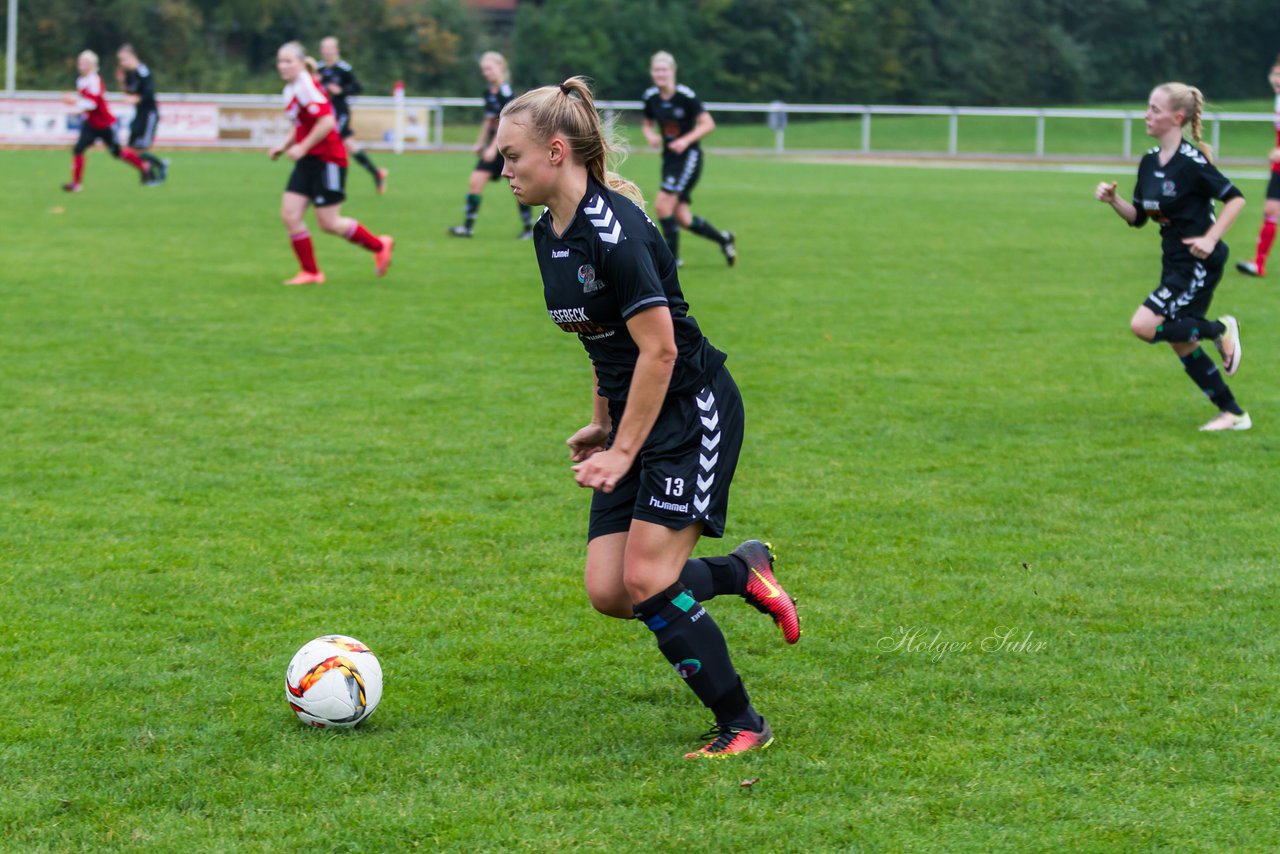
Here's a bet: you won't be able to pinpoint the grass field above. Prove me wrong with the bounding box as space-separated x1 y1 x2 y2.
3 146 1280 852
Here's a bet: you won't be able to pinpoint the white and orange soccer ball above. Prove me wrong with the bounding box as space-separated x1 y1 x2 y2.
285 635 383 729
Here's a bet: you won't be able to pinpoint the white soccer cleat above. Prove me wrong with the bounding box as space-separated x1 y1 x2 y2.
1235 260 1262 277
1200 411 1252 432
1215 315 1241 376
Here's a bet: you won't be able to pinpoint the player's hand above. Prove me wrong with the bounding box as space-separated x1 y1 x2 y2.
268 145 285 160
61 92 77 106
1095 181 1118 203
285 144 306 162
1269 147 1280 164
566 423 610 463
1182 234 1218 260
483 145 498 162
572 448 633 493
668 138 689 155
326 83 342 95
643 131 661 150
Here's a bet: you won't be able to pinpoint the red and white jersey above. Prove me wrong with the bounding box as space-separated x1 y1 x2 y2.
75 73 115 129
1272 93 1280 174
283 73 347 166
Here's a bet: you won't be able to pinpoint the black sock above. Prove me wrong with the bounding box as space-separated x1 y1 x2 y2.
464 194 481 230
354 150 380 181
141 152 162 168
690 215 727 245
678 556 749 602
635 583 761 729
1180 347 1243 415
1152 317 1225 343
518 203 533 228
659 216 680 259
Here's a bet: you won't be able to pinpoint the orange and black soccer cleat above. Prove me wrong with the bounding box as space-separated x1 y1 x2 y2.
685 720 774 759
735 540 800 644
375 236 394 277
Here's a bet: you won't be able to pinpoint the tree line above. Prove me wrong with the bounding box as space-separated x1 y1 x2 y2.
6 0 1280 106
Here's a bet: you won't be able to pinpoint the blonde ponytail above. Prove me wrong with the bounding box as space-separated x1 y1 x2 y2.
1158 81 1213 162
502 76 645 209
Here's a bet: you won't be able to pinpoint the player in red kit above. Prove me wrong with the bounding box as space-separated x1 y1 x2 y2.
60 50 151 192
269 41 394 286
1236 56 1280 278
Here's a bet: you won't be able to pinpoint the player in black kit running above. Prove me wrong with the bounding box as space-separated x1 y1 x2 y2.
115 44 166 185
495 76 799 759
642 52 735 267
1096 82 1249 432
319 37 387 194
448 51 534 239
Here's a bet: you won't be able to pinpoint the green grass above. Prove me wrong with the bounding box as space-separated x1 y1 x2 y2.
3 148 1280 851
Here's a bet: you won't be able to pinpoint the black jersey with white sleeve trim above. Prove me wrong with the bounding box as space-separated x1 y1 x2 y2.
534 179 727 402
123 64 157 112
642 84 704 152
1130 142 1244 263
318 61 362 117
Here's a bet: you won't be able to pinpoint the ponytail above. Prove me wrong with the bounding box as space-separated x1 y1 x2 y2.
502 76 645 209
1158 81 1213 162
280 41 319 78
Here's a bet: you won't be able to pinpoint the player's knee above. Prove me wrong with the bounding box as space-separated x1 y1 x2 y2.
1130 316 1155 341
583 570 631 618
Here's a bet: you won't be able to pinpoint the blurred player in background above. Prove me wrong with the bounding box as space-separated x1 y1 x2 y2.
1236 55 1280 278
60 50 152 192
318 37 387 194
115 44 167 186
270 42 393 286
447 51 534 239
1096 82 1249 432
642 52 735 268
496 77 800 759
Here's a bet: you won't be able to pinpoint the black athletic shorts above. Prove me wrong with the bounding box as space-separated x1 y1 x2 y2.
475 152 505 181
660 147 704 204
336 111 354 140
73 123 120 156
1267 171 1280 202
1143 251 1225 320
587 365 744 541
128 110 159 149
285 156 346 207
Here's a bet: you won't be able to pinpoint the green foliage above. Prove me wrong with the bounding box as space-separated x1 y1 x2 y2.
3 148 1280 849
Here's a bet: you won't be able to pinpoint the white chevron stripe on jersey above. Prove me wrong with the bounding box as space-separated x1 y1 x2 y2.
692 384 721 521
584 195 623 244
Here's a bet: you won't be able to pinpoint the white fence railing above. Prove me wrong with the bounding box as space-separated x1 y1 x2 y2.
1 90 1273 163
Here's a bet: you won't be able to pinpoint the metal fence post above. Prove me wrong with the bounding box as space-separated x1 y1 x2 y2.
948 110 958 155
1123 116 1132 159
1212 119 1221 158
1035 113 1045 157
862 109 871 153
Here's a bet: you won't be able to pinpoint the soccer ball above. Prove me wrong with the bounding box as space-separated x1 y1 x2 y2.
285 635 383 729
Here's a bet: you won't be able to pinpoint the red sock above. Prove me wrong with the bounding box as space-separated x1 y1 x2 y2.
1257 216 1277 273
290 231 319 274
72 154 85 184
345 221 384 253
121 148 147 173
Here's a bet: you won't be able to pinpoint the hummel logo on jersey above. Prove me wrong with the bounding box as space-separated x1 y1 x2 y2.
551 249 570 259
750 568 781 600
583 195 622 244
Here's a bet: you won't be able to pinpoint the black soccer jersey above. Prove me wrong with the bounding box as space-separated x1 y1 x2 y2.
1131 142 1244 263
642 84 704 152
534 179 727 402
123 64 157 113
483 82 514 140
318 61 362 117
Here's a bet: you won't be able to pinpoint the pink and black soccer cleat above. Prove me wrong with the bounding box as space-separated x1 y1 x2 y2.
735 540 800 645
685 720 775 759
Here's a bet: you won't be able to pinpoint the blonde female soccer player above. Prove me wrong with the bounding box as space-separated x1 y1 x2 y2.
269 42 393 286
495 76 800 759
1096 82 1249 431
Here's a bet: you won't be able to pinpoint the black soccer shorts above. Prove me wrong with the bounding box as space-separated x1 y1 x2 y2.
128 110 159 149
659 147 704 204
285 156 346 207
1144 253 1225 320
1267 171 1280 202
587 366 744 541
73 124 120 156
